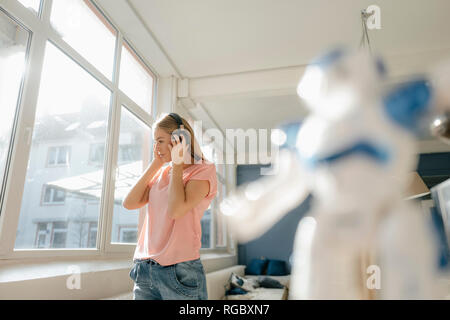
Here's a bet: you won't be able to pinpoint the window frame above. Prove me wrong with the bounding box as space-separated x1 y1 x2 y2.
0 0 232 261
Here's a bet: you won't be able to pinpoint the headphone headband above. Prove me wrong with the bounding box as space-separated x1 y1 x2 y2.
168 113 183 128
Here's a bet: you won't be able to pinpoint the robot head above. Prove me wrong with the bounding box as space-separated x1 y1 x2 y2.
297 48 386 120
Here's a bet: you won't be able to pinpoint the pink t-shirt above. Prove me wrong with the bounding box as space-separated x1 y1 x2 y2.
133 161 218 265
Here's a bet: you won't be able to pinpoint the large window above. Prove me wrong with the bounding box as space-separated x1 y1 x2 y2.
14 42 111 250
50 0 116 79
0 9 30 214
0 0 229 258
111 106 151 244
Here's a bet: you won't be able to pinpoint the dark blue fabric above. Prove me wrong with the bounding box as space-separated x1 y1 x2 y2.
225 287 248 296
245 258 268 275
266 259 288 276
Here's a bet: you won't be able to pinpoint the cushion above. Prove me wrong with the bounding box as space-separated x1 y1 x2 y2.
266 259 288 276
244 275 290 289
229 272 257 292
258 276 285 289
246 258 268 275
226 288 288 300
225 287 248 296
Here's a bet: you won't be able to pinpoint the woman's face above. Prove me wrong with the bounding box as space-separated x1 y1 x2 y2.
154 127 173 163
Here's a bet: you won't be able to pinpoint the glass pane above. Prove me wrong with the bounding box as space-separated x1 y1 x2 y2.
51 231 67 248
17 0 40 14
111 106 151 244
201 205 211 248
47 147 57 165
0 10 30 213
14 42 111 249
43 186 52 203
89 143 104 164
119 43 154 112
50 0 116 79
87 222 97 248
216 183 227 247
57 146 70 164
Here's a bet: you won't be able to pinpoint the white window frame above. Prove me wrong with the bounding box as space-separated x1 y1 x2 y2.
0 0 157 260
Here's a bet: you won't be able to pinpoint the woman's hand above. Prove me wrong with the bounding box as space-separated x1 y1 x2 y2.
168 125 191 166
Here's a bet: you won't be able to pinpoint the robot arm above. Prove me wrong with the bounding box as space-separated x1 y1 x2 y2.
222 148 309 243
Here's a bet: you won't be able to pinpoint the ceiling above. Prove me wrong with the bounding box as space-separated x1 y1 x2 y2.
128 0 450 78
119 0 450 153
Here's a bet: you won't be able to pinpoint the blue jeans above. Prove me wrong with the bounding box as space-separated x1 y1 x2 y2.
129 258 208 300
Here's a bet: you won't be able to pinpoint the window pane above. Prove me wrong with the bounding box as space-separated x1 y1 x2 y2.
0 10 30 213
57 146 68 164
201 206 211 248
119 43 154 112
87 222 97 248
47 147 57 165
216 183 227 247
14 42 111 249
53 188 66 202
89 143 104 164
43 186 52 203
111 106 151 244
17 0 40 14
51 231 67 248
50 0 116 79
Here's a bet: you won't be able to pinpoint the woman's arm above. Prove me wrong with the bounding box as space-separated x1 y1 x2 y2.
167 165 209 220
122 159 163 210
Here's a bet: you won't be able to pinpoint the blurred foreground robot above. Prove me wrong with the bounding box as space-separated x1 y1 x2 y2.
221 48 450 299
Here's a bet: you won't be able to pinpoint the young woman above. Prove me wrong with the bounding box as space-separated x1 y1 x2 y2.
123 113 217 300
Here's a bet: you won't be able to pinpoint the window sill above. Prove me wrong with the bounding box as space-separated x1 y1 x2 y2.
0 251 236 283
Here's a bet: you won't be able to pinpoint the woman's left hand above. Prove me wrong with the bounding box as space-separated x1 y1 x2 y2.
168 125 190 166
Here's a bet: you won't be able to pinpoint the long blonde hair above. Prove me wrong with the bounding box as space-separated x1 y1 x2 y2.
153 113 207 164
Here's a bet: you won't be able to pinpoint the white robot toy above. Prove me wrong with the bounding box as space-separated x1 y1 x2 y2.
221 48 450 299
